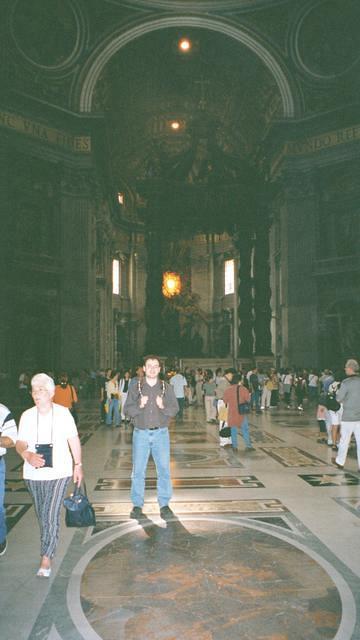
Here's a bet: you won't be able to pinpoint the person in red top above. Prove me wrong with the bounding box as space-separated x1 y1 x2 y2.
53 374 78 424
53 373 78 408
223 374 255 452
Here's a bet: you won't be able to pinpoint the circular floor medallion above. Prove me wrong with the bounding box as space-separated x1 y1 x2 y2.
80 519 343 639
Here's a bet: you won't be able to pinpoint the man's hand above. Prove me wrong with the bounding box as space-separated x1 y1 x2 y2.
156 395 164 409
140 395 149 408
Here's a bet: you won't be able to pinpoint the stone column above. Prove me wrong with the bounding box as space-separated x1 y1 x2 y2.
144 225 164 354
235 232 254 358
0 139 11 372
95 200 113 368
207 233 215 355
59 167 97 370
253 218 273 355
279 171 319 366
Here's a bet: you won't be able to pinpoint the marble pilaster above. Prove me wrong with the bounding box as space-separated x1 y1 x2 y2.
235 232 254 358
253 218 273 356
273 171 319 367
59 167 97 370
144 227 164 354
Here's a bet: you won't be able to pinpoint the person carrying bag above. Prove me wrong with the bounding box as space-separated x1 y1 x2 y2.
223 374 254 452
64 481 96 528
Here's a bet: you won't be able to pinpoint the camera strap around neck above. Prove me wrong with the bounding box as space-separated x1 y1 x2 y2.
36 407 54 444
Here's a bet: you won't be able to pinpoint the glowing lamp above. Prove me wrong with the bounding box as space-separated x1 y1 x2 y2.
170 121 180 130
179 38 191 52
162 272 181 298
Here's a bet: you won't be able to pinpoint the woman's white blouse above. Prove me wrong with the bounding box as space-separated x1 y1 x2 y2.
18 403 78 480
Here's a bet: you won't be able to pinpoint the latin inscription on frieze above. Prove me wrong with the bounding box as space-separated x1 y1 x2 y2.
0 109 91 153
286 124 360 156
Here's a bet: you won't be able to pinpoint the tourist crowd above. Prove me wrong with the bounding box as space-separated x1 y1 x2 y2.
1 358 358 574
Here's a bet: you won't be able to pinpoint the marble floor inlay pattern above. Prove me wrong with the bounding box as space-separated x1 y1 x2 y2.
260 446 327 467
94 476 265 490
105 449 244 470
92 499 288 519
299 473 360 487
4 503 32 532
1 402 360 640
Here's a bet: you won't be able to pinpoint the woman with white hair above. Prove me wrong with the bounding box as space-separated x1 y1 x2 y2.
16 373 83 578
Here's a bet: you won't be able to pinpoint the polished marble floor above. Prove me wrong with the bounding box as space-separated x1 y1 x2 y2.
1 403 360 639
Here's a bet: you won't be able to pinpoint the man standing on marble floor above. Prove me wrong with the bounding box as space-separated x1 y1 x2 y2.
124 355 179 520
335 358 360 471
0 402 17 556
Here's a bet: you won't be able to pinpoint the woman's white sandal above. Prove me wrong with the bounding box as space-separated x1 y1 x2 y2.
36 567 51 578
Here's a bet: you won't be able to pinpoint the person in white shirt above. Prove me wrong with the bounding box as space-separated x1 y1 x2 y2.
170 369 188 420
0 403 17 556
16 373 83 578
105 370 121 427
282 370 293 408
308 370 319 402
119 370 131 422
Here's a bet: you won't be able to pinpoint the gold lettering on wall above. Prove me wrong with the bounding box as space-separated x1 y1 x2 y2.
0 110 91 153
285 124 360 156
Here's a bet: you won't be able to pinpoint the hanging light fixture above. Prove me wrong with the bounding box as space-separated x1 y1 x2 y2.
178 38 192 53
162 271 181 298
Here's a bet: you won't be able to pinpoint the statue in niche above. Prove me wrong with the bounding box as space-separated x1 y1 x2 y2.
16 202 40 252
342 308 360 355
214 324 231 358
336 210 359 257
191 330 203 356
179 320 193 356
323 302 360 365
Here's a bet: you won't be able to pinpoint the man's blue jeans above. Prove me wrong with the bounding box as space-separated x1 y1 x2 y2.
106 398 120 426
230 416 252 449
0 458 6 543
131 427 172 508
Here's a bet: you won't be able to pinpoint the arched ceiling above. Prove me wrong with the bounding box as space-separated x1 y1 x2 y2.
94 26 280 223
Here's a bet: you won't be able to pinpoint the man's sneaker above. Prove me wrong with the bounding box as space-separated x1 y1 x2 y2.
160 505 173 520
130 506 144 520
0 539 7 556
246 446 255 452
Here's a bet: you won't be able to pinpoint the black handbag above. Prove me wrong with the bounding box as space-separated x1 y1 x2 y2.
325 395 341 412
237 386 250 414
63 483 96 528
219 426 231 438
239 403 250 415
